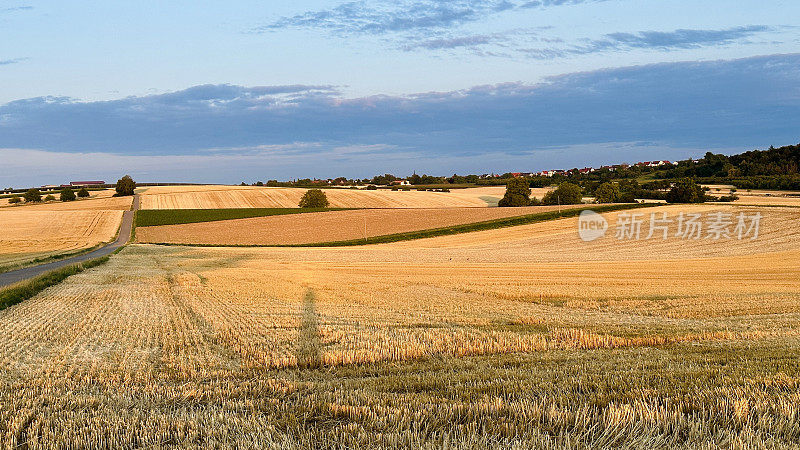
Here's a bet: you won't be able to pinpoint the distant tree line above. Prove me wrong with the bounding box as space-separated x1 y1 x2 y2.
231 142 798 193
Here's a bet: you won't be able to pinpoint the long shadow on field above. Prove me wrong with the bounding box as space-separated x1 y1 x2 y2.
295 289 323 369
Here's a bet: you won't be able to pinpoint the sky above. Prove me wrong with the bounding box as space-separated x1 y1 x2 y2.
1 0 799 186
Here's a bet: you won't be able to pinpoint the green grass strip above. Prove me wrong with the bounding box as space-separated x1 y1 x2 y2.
0 256 111 311
135 207 354 227
150 203 657 248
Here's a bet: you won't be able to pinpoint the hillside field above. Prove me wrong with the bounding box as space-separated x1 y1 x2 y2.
0 209 123 272
137 185 522 209
0 203 798 447
136 204 591 246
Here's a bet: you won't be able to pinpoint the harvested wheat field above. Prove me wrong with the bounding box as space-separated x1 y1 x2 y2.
0 209 123 271
1 202 799 447
139 185 514 209
735 194 800 207
701 185 800 206
136 205 584 245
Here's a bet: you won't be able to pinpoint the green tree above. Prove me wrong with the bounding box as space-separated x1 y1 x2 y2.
24 188 42 203
8 195 21 204
371 174 397 185
498 177 531 207
298 189 330 208
594 182 620 203
77 187 90 198
44 194 56 201
115 175 136 196
666 178 706 203
542 183 583 205
60 187 77 202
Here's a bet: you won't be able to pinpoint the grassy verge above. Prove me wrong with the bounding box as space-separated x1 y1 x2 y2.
136 207 354 227
150 203 656 248
0 256 111 311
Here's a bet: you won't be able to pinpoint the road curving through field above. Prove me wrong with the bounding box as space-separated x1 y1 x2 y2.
0 195 139 288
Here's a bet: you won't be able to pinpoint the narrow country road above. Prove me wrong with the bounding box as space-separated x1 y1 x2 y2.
0 194 140 288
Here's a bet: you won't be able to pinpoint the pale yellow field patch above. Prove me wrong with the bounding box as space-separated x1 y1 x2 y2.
0 209 123 270
138 185 519 209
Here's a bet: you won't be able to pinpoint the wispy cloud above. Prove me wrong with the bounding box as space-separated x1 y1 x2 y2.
255 0 603 35
402 25 777 57
257 1 779 59
403 33 505 50
521 25 775 58
0 57 28 66
1 5 33 13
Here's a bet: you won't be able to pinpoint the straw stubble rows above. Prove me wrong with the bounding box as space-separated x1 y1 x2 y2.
0 203 798 446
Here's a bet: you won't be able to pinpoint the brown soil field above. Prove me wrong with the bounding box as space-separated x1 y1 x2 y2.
136 205 584 245
0 210 123 270
138 185 518 209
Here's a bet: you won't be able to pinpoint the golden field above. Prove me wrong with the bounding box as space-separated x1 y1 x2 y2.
136 204 584 245
0 209 123 271
735 194 800 207
0 203 799 446
138 185 522 209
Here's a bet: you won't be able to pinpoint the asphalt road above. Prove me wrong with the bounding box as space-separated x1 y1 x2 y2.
0 194 139 288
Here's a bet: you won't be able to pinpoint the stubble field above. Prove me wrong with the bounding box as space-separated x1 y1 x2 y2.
138 185 517 209
0 209 123 272
0 203 798 447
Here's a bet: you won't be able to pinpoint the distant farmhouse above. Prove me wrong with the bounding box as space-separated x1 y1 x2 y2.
68 181 105 187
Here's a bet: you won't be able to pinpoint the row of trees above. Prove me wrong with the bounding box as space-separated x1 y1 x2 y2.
498 178 583 207
498 177 710 207
9 186 91 204
8 175 135 205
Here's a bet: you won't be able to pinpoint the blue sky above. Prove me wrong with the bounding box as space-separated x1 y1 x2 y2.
1 1 799 186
